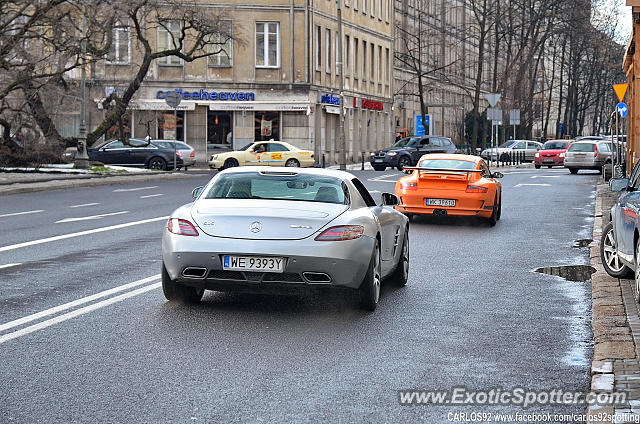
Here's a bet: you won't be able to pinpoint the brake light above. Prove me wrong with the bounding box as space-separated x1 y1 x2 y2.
167 218 199 236
594 145 598 158
315 225 364 241
466 185 488 193
190 151 195 158
402 182 418 191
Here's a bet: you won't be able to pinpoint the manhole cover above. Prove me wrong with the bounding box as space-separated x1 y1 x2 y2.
535 265 596 282
573 239 593 248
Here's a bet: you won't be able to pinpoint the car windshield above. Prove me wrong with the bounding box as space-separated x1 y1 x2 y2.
406 137 422 147
239 143 254 151
568 143 595 152
393 137 412 148
543 141 567 149
498 141 516 148
204 172 349 204
418 159 477 170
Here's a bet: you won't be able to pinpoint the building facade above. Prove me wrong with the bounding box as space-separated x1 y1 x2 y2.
68 0 394 165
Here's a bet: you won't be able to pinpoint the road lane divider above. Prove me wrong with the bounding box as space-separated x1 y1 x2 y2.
0 263 21 270
140 194 164 199
113 186 158 192
55 210 129 224
0 216 169 252
0 210 44 218
69 203 100 208
0 274 160 333
0 282 161 345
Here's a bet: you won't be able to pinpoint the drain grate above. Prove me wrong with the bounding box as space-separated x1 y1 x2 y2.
573 239 593 248
535 265 596 282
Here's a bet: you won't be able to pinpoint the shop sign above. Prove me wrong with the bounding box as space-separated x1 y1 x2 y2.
156 89 255 101
320 94 340 105
353 97 384 111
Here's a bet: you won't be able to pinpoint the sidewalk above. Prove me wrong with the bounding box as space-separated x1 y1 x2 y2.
589 182 640 423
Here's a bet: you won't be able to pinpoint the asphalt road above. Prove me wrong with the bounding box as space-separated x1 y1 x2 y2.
0 166 598 423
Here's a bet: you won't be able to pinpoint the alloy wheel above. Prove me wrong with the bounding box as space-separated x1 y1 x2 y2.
373 247 381 304
603 228 624 273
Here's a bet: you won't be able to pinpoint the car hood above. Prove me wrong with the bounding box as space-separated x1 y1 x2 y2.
210 151 238 160
190 199 348 240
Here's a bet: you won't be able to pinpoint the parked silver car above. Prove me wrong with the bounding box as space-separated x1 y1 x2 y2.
564 140 612 174
161 167 410 310
481 140 542 162
151 140 196 169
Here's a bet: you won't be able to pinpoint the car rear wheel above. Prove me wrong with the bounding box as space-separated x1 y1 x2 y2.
534 164 541 169
148 157 167 170
496 193 502 220
569 168 578 174
389 228 409 287
359 239 381 311
162 263 204 304
635 238 640 303
223 158 239 169
397 156 411 171
488 195 498 226
601 222 633 278
373 165 386 171
285 158 300 167
547 165 552 169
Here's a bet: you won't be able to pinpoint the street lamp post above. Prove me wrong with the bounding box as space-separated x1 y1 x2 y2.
337 0 346 171
74 2 90 169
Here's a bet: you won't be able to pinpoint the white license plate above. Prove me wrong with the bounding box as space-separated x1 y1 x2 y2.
223 255 284 273
375 159 384 163
543 159 554 163
426 198 456 207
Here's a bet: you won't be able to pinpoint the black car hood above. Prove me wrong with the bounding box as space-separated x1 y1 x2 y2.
376 146 415 154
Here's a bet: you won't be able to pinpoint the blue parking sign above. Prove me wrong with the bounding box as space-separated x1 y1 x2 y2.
415 114 430 136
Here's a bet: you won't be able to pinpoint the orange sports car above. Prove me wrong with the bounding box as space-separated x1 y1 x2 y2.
394 154 503 225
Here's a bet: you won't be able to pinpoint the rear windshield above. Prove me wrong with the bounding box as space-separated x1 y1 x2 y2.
568 143 595 152
204 172 349 204
543 141 567 149
418 159 477 170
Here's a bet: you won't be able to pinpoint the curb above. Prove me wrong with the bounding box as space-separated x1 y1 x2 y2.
0 172 208 196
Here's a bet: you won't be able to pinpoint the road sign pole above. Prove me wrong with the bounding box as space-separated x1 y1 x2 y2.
174 107 177 172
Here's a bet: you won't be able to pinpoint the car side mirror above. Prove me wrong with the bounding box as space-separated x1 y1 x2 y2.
610 178 630 192
491 172 503 179
192 186 204 199
381 192 400 206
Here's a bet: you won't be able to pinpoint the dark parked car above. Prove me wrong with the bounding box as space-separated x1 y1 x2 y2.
88 138 183 170
601 160 640 299
370 136 457 171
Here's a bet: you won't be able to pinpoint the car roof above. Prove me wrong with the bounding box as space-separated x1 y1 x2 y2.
217 166 355 180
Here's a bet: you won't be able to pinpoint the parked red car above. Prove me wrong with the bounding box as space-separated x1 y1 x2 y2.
534 140 572 168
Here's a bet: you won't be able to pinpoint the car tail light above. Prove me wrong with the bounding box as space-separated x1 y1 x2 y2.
167 218 199 236
190 151 195 158
594 145 598 158
315 225 364 241
466 185 488 193
402 182 418 191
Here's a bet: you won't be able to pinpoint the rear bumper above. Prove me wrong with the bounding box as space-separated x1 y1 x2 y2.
535 157 563 166
563 159 603 169
162 231 374 290
395 190 492 217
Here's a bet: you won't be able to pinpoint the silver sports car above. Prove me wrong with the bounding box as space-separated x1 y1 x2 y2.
161 167 409 310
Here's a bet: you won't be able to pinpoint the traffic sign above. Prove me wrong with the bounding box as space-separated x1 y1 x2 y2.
487 108 501 121
613 84 629 103
486 93 501 107
509 109 520 125
617 102 628 118
164 91 181 109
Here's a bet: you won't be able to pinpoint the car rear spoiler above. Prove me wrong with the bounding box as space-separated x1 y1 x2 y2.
402 167 482 175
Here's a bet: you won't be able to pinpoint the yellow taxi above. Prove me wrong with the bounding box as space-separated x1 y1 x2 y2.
209 141 316 170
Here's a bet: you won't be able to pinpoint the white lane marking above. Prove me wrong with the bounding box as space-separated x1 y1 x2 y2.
55 211 129 224
369 174 399 182
113 186 158 192
0 263 21 270
0 210 44 218
514 183 551 188
0 216 169 252
530 175 560 179
0 282 161 345
369 190 381 193
140 194 164 199
70 202 100 208
0 275 160 333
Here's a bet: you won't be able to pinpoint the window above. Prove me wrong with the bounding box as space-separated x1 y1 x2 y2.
526 142 541 150
208 22 232 67
335 33 340 75
325 29 331 73
105 140 126 149
370 43 374 80
157 21 182 65
158 111 184 141
362 40 366 81
315 26 322 71
371 0 375 16
362 0 366 13
255 112 280 141
385 47 389 84
107 20 130 64
354 37 359 77
514 142 526 149
351 178 376 207
345 35 350 76
378 45 382 83
385 0 389 22
378 0 382 19
354 0 358 10
255 22 280 68
268 143 290 152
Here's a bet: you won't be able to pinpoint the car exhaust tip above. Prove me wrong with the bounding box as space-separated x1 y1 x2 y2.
182 267 207 279
303 272 332 284
433 209 448 216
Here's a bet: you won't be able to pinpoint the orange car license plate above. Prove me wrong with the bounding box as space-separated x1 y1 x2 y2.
426 198 456 207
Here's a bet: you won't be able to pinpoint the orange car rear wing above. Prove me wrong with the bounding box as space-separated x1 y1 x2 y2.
402 167 482 175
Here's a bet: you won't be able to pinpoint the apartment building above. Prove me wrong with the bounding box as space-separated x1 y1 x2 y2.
73 0 394 164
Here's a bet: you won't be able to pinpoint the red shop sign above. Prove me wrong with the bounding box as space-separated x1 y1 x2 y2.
353 97 383 111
